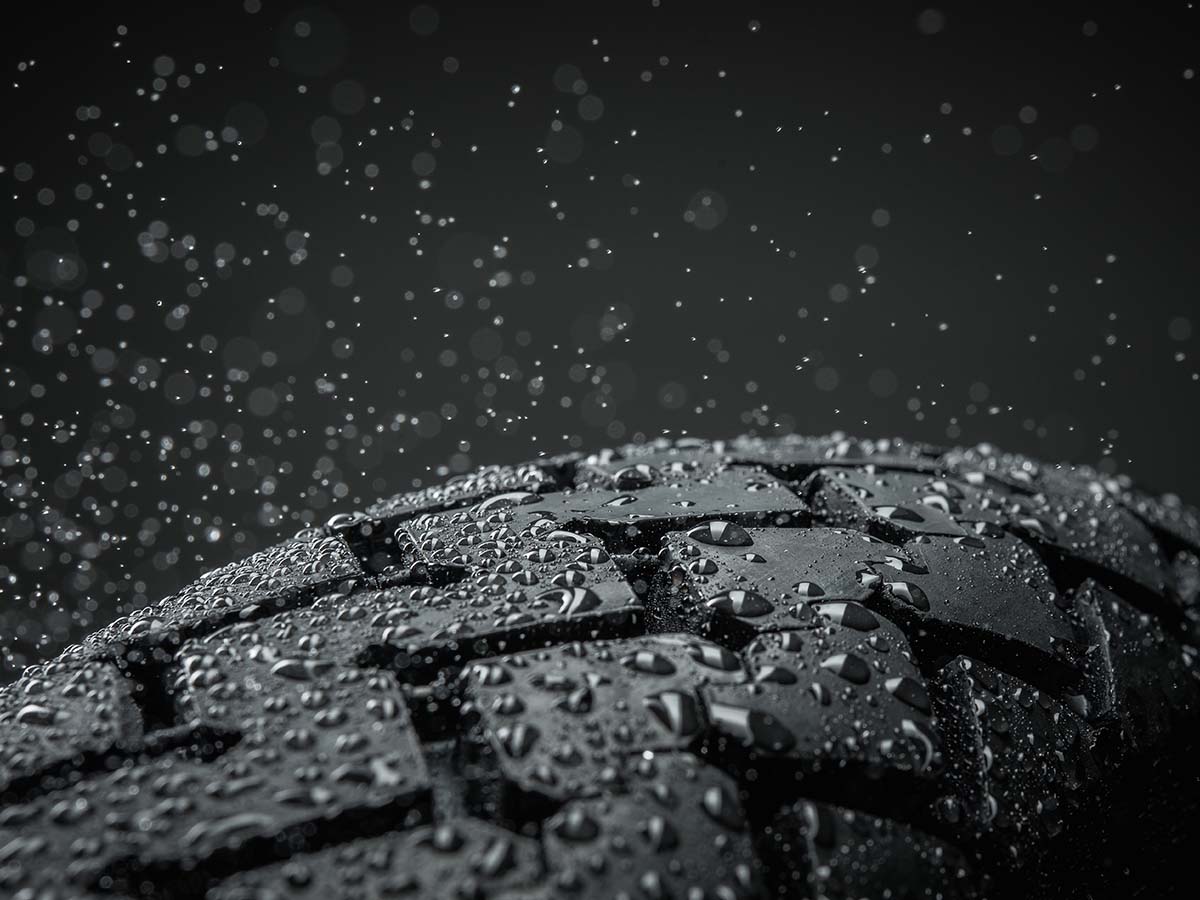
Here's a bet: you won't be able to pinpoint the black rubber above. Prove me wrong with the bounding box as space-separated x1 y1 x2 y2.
1 434 1197 899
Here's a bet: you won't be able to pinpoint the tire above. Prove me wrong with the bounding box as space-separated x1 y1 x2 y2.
1 434 1197 900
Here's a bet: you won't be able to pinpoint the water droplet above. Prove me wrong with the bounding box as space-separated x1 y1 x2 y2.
551 570 587 588
885 676 931 712
476 491 541 514
812 601 880 631
701 784 746 829
880 555 927 574
557 685 594 714
432 823 465 851
622 650 678 675
708 701 797 752
547 529 588 544
885 581 930 611
325 511 366 530
755 665 798 684
270 658 334 681
471 662 512 685
15 704 58 726
901 718 937 771
542 586 603 615
685 642 743 671
705 589 774 617
687 521 753 547
644 690 702 737
552 807 600 841
496 723 540 758
605 494 638 507
820 652 871 684
874 505 925 522
478 835 518 878
613 463 658 489
640 814 679 850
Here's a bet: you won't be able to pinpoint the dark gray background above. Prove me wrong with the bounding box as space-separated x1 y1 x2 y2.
2 1 1197 680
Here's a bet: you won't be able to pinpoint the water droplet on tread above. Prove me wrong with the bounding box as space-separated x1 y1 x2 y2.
687 521 753 547
705 589 774 617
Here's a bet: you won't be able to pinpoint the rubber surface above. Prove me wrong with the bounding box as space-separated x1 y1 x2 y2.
1 434 1197 899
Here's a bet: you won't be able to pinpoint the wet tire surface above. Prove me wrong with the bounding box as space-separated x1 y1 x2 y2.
1 434 1197 899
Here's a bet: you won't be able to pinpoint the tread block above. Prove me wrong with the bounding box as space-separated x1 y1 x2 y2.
528 469 809 548
730 433 944 473
168 492 651 695
155 632 432 865
208 818 544 900
1174 550 1200 606
0 628 429 898
701 610 942 811
79 531 362 659
938 446 1067 495
823 467 1018 527
541 751 764 899
663 525 891 643
808 467 972 539
574 443 733 490
392 501 645 669
232 570 642 693
1078 579 1200 747
361 575 643 684
869 531 1087 690
0 658 143 795
460 635 747 805
942 450 1177 605
1119 486 1200 556
1173 551 1200 636
805 462 1115 560
362 461 558 523
1010 490 1174 606
399 500 637 594
934 657 1098 867
0 635 432 897
172 630 428 784
763 799 982 899
342 462 559 572
187 569 642 741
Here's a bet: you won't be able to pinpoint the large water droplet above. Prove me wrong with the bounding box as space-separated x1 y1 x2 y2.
542 586 603 616
820 653 871 684
687 521 753 547
874 505 925 523
496 723 540 758
476 491 541 514
708 701 797 753
701 784 746 829
644 690 702 737
622 650 678 675
813 601 880 631
685 642 743 671
705 589 774 617
885 581 930 611
552 807 600 841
